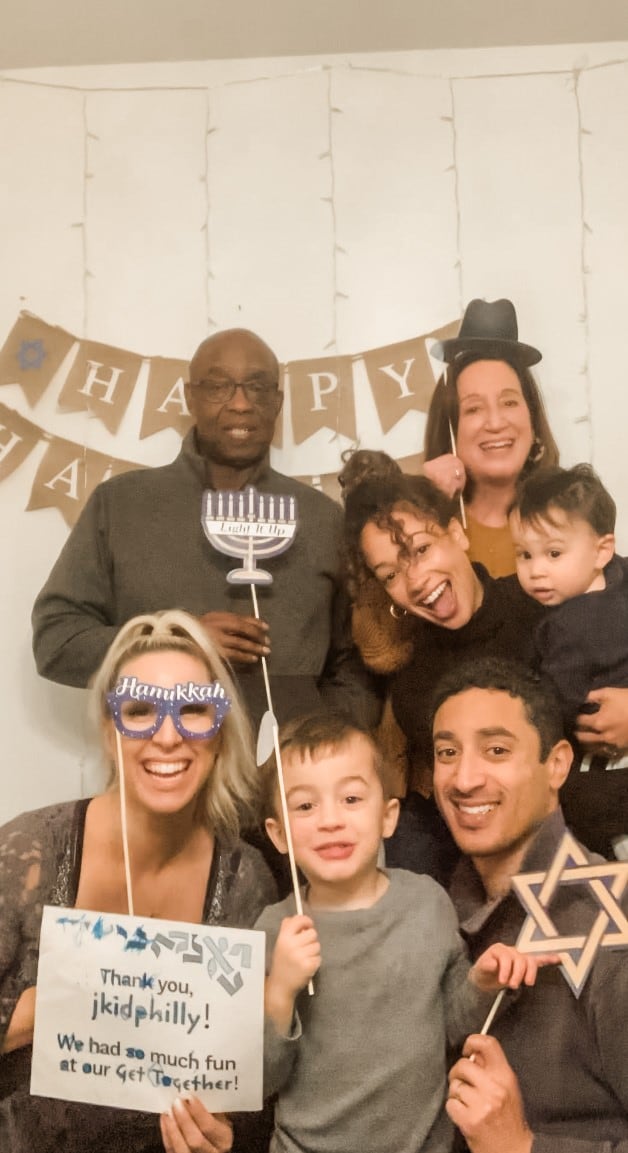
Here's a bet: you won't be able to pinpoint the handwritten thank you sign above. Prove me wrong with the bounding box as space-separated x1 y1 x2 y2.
31 907 264 1113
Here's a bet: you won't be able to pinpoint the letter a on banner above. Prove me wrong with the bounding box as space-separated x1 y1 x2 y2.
140 358 192 440
27 436 143 526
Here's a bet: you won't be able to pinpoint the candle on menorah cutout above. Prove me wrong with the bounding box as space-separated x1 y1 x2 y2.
202 485 298 585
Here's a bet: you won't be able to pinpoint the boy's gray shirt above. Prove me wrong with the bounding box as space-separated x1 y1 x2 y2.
255 868 493 1153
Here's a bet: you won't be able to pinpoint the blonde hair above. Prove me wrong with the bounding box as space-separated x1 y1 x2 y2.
91 610 258 843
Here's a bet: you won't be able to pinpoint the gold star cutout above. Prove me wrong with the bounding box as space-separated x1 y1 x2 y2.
512 831 628 997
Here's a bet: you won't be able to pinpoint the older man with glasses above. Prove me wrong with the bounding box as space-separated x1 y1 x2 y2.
32 328 380 736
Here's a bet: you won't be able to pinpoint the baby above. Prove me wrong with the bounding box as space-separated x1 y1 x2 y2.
509 463 627 734
510 463 628 859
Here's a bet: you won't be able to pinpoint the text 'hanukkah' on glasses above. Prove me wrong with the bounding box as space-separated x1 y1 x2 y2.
202 486 298 585
106 678 232 740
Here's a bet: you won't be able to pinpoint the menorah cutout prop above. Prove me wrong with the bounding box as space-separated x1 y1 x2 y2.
202 486 297 585
201 485 312 992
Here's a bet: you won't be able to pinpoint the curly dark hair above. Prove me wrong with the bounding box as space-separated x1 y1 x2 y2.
338 448 402 503
342 473 457 600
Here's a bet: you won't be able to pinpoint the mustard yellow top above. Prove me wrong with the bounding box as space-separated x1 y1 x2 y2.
465 513 516 578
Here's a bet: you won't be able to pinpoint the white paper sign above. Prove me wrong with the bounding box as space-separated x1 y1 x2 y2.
31 906 265 1113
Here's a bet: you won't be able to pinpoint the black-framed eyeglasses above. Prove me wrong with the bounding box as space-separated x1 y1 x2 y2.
190 377 279 406
106 679 232 740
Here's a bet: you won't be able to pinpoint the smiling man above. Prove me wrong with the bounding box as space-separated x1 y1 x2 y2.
431 657 628 1153
32 328 379 734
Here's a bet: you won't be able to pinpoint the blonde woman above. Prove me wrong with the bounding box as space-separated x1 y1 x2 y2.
0 610 275 1153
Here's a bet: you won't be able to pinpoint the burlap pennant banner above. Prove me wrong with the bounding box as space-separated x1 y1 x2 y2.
271 365 287 450
287 354 356 446
363 319 460 435
0 313 75 406
0 313 462 525
140 357 193 440
57 341 144 435
27 434 144 527
0 402 42 481
296 450 425 504
396 450 425 475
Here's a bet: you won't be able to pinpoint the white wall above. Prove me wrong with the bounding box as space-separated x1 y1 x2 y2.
2 40 628 822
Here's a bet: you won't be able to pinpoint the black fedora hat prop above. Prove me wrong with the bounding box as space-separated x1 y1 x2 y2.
432 298 542 367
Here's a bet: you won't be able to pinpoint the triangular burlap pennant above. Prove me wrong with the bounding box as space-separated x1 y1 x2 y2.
271 364 288 450
140 357 192 440
58 341 144 434
363 319 460 435
287 355 356 446
397 450 425 475
27 436 144 526
294 469 342 505
0 402 42 480
0 312 75 406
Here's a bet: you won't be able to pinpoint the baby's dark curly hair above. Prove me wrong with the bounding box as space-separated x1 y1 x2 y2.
338 448 402 503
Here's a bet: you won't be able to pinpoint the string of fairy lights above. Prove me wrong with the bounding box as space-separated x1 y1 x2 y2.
1 48 627 457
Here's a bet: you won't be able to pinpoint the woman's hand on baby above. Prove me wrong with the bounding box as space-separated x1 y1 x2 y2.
575 687 628 753
265 915 321 1034
471 943 561 992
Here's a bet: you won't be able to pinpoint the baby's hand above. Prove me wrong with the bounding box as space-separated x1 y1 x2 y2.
265 916 321 1034
471 943 560 992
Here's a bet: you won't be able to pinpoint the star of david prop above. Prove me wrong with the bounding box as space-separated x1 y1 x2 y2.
511 831 628 997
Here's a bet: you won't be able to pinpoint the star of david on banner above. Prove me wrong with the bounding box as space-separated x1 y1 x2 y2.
512 831 628 997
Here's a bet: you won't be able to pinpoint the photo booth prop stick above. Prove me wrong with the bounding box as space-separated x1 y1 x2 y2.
115 728 135 918
446 385 466 530
202 486 313 991
475 830 628 1038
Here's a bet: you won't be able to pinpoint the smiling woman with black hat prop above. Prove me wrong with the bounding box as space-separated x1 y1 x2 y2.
424 299 559 577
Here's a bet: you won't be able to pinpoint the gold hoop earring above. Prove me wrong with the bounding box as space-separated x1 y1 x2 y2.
528 438 545 464
389 603 407 620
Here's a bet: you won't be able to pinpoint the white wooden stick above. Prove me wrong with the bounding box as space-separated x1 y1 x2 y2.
251 584 273 711
114 727 135 917
473 917 530 1051
250 582 314 995
447 412 467 530
478 988 505 1037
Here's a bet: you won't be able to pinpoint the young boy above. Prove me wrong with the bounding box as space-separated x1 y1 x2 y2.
509 463 628 858
255 712 556 1153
